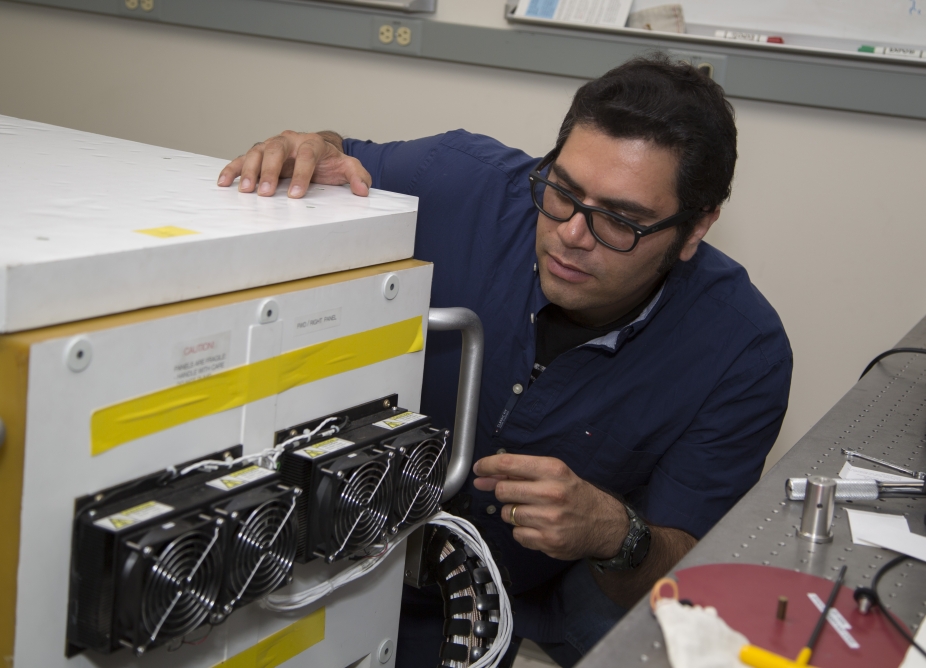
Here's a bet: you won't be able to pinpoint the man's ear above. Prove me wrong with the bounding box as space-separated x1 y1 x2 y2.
678 209 721 262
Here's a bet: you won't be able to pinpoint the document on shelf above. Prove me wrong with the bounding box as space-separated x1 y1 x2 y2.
513 0 633 29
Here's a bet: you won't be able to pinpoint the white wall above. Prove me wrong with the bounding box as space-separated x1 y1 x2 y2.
2 0 925 469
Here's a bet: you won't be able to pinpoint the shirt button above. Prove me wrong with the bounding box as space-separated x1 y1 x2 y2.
533 262 538 273
530 313 535 324
512 384 523 395
486 505 497 515
497 448 507 455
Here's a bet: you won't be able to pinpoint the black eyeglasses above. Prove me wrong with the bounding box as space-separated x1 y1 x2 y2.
528 151 699 253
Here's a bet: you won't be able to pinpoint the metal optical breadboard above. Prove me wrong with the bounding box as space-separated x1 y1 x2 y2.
580 315 926 667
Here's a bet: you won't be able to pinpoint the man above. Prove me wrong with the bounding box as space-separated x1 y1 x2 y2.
218 55 791 667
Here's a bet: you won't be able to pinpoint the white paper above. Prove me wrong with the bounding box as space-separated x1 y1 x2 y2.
515 0 633 28
839 461 920 484
847 508 910 547
807 592 860 650
900 617 926 668
858 528 926 563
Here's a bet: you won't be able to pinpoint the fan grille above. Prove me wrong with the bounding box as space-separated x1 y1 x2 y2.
332 459 392 555
395 438 447 526
228 498 297 602
140 527 221 644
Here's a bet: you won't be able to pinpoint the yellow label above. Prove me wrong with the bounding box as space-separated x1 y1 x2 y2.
213 607 325 668
135 225 199 238
91 317 424 456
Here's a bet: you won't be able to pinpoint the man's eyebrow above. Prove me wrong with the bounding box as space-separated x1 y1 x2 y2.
550 162 659 219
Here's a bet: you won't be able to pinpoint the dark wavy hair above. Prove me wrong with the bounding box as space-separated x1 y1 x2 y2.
556 53 738 234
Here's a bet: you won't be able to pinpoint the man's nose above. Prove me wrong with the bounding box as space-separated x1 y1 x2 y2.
558 210 597 251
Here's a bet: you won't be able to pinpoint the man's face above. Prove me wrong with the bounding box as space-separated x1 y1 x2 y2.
535 124 700 327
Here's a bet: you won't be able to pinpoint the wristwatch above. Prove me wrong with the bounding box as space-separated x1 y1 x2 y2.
591 504 651 572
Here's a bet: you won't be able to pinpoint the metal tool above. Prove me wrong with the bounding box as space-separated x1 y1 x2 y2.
786 477 925 501
842 448 925 480
798 476 836 543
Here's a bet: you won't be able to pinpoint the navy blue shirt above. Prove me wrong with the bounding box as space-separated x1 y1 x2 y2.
345 130 791 607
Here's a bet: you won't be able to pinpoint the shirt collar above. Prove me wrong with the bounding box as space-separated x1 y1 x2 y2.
581 281 666 351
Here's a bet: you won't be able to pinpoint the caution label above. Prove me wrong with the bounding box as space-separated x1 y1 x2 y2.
295 437 356 459
94 500 174 532
205 465 275 491
373 411 426 430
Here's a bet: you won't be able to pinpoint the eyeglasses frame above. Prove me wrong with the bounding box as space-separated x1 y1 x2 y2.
528 151 701 253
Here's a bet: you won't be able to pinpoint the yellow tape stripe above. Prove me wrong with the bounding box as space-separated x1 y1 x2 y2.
213 607 325 668
91 317 424 455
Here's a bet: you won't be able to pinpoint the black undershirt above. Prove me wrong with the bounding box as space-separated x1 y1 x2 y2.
531 283 662 384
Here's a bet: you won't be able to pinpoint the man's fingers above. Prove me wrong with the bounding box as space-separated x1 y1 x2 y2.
473 454 569 481
257 136 289 196
288 141 320 198
217 155 244 187
238 145 266 193
510 527 545 552
349 174 371 197
344 158 372 196
493 479 565 506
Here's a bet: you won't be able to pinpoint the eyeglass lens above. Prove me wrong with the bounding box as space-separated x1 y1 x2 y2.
532 179 637 251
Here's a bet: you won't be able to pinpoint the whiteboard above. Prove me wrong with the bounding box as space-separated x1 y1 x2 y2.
630 0 926 47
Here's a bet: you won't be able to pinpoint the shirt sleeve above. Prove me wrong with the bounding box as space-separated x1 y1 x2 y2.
342 134 446 195
637 353 793 539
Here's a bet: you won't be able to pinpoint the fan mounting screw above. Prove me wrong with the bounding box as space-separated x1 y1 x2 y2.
224 604 234 615
142 546 153 556
94 493 104 502
210 612 225 624
336 471 344 479
216 518 225 526
327 556 335 563
135 646 145 655
293 487 303 497
230 512 239 520
87 510 97 517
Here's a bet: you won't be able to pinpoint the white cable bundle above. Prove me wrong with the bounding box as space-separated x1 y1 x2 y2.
176 417 341 477
427 512 513 668
261 511 513 668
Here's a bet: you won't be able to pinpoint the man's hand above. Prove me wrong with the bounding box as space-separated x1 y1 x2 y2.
473 453 628 561
216 130 371 199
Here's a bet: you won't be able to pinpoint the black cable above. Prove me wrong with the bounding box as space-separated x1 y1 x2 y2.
859 348 926 380
856 555 926 659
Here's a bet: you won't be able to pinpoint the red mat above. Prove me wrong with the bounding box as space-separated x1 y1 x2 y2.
673 563 910 667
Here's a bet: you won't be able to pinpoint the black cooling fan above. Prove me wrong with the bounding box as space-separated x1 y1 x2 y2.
278 396 434 562
313 447 396 562
214 482 300 619
386 426 450 533
67 450 292 657
114 512 224 656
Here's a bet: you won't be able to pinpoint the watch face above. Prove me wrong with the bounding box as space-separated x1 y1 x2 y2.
629 530 652 568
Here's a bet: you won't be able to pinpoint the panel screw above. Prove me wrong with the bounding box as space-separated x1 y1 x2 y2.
384 399 391 408
65 337 93 372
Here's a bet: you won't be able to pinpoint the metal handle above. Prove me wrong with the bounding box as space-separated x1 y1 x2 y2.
427 308 484 502
786 477 880 501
